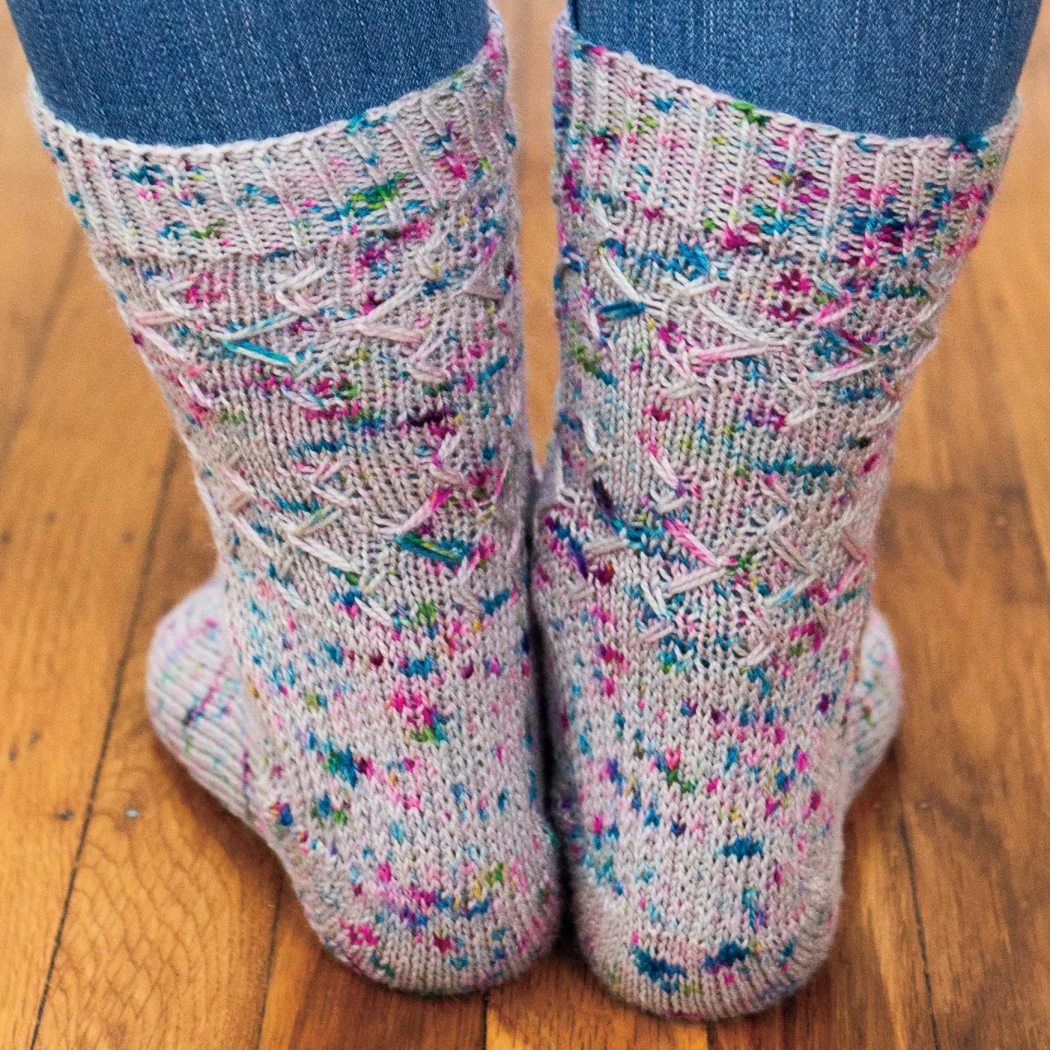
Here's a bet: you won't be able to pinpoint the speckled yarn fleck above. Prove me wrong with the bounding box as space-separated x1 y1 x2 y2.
34 18 561 993
533 18 1015 1019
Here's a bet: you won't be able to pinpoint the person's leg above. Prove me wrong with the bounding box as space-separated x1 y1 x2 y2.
570 0 1040 138
537 1 1033 1020
8 0 488 144
18 1 561 992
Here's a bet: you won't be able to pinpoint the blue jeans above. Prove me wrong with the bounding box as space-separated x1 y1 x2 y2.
8 0 1041 144
8 0 490 144
571 0 1042 137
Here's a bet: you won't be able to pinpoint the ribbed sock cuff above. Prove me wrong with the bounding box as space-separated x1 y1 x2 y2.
30 13 514 262
552 15 1017 278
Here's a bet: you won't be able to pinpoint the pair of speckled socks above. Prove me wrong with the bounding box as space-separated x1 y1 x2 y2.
32 11 1014 1015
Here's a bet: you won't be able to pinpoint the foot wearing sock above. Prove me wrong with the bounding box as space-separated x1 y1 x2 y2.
147 577 251 820
533 18 1014 1018
35 16 560 993
846 608 901 793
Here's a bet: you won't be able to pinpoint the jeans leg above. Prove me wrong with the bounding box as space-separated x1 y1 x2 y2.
570 0 1042 136
7 0 490 144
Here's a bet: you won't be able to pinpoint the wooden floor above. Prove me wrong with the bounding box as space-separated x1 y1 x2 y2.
3 1 1050 1046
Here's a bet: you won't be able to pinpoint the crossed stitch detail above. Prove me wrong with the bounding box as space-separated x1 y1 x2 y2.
131 217 522 619
545 205 932 668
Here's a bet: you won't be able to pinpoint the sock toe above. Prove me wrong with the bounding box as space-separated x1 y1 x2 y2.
846 609 903 794
147 577 252 821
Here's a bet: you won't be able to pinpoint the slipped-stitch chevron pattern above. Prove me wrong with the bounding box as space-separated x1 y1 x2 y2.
533 17 1015 1018
34 17 561 993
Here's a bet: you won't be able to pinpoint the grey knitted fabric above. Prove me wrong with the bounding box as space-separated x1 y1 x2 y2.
33 17 561 993
533 18 1015 1018
147 578 251 819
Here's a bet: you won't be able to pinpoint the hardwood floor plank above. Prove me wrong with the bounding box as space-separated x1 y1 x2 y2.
0 5 80 454
871 12 1050 1048
25 437 178 1050
0 245 179 1049
487 946 710 1050
29 454 285 1050
500 0 562 457
878 483 1050 1050
974 11 1050 567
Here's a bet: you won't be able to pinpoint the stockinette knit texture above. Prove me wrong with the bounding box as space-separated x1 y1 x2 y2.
147 577 250 819
533 17 1016 1018
33 17 562 993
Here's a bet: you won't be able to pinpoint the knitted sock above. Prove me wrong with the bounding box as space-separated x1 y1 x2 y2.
846 609 900 792
34 17 561 993
147 578 250 819
533 18 1014 1018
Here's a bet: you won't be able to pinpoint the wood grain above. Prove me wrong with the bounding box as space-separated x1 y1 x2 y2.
878 9 1050 1046
3 0 1050 1047
0 4 79 457
29 454 284 1050
0 243 175 1049
501 0 561 459
487 945 709 1050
